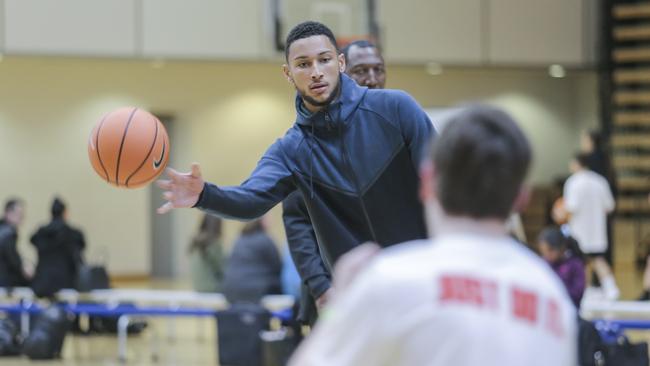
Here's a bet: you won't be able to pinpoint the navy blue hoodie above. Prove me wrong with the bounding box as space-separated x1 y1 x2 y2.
196 74 434 268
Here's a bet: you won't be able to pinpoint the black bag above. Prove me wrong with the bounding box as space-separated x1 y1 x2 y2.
261 328 298 366
579 318 607 366
605 338 649 366
76 265 110 292
584 319 650 366
217 303 271 366
0 318 20 356
22 306 71 360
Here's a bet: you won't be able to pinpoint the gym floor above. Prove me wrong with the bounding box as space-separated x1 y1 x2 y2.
1 317 218 365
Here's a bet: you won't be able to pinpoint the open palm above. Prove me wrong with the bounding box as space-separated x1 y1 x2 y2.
156 163 205 214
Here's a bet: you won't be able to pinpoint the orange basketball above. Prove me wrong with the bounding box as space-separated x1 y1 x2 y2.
88 107 169 189
552 197 570 225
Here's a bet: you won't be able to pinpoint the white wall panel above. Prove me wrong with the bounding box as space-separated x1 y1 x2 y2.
141 0 262 59
378 0 483 64
488 0 584 65
0 0 5 54
4 0 136 56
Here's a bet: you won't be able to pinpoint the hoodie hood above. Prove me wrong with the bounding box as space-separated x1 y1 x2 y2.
295 73 367 128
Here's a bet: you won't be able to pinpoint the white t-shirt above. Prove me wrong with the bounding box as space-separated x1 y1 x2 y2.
564 170 615 253
290 234 577 366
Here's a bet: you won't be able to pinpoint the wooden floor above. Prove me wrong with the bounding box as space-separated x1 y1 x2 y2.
0 317 218 365
614 219 647 300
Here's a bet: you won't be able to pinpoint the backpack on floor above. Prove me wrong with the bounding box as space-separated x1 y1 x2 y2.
22 306 71 360
217 303 271 366
0 318 20 356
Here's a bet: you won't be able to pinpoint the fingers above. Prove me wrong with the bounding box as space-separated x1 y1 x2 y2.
190 163 202 178
156 179 172 190
165 167 182 182
157 201 174 215
163 192 173 201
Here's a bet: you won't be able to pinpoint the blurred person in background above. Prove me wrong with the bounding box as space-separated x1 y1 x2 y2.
222 216 282 303
538 226 586 308
188 214 225 293
342 40 386 89
580 130 617 283
580 130 617 197
30 197 85 297
561 153 618 300
281 245 302 300
0 198 30 288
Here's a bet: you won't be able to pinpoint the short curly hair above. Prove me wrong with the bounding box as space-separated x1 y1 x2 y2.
285 21 338 60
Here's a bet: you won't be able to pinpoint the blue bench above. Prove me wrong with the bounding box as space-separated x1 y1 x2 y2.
0 302 292 361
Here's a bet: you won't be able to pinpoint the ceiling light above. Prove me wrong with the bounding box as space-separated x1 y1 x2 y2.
548 64 566 78
426 62 443 76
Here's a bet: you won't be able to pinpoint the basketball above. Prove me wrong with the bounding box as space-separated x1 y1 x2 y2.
88 107 169 189
551 197 570 225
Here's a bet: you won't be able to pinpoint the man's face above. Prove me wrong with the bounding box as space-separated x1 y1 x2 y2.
345 45 386 89
6 204 24 227
283 35 345 112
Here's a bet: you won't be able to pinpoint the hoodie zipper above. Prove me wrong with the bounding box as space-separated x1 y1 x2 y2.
335 114 378 243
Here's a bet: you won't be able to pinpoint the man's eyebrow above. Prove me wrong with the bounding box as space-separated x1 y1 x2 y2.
292 50 334 61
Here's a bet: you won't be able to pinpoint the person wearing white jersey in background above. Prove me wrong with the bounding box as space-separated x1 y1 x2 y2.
290 105 577 366
563 152 618 300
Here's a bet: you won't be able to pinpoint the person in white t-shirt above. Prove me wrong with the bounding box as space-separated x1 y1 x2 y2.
289 105 577 366
563 152 618 300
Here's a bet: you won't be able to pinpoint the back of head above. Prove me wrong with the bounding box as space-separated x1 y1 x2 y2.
432 105 531 219
285 21 338 60
51 197 66 220
538 227 567 251
588 130 603 151
538 226 585 260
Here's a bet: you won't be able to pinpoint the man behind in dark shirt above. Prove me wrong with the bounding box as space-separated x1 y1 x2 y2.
0 198 30 287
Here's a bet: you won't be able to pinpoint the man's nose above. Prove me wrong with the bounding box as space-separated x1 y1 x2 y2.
311 63 324 80
367 69 378 85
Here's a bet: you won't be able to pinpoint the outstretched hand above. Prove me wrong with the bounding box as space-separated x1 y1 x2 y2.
156 163 205 214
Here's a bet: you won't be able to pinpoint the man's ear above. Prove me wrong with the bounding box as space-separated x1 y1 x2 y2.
338 53 346 73
419 159 437 204
282 64 293 84
511 185 531 213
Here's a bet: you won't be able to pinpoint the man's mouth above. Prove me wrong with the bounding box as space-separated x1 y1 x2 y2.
310 83 328 94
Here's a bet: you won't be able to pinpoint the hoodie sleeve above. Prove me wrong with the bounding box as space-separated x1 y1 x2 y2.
195 139 295 220
395 91 436 170
282 191 332 299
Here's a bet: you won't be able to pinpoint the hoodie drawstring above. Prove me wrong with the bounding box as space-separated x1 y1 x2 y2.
310 121 315 199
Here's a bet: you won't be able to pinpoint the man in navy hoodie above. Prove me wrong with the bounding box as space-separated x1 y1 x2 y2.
283 40 389 317
158 21 434 292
